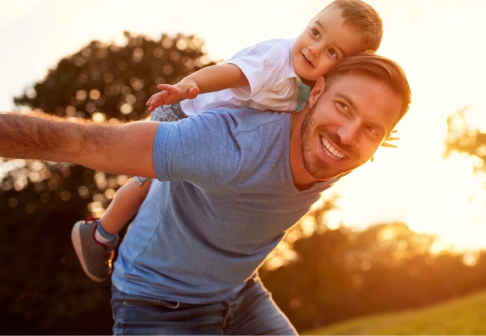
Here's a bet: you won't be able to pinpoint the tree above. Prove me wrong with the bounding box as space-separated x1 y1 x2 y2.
261 219 486 332
444 106 486 175
1 32 214 335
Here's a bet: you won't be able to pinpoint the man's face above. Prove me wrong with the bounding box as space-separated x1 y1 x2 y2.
295 72 403 185
291 6 365 86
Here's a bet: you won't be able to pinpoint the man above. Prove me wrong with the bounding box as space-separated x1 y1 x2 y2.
0 52 411 335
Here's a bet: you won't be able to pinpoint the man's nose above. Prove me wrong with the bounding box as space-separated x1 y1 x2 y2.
338 122 359 146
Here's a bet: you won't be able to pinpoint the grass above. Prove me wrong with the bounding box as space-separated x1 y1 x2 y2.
303 289 486 335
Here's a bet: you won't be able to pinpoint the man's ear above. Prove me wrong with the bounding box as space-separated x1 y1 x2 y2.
308 76 326 107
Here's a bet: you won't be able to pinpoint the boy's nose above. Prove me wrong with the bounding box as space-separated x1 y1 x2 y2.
309 44 321 58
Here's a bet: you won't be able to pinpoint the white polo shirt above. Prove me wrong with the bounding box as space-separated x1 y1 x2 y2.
180 38 310 116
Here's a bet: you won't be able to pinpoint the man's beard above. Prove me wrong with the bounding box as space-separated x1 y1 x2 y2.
300 104 354 182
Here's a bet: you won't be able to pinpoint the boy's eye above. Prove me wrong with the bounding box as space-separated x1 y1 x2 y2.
311 28 320 38
328 49 337 58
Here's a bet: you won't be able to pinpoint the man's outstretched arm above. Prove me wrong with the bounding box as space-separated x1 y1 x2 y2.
0 111 159 178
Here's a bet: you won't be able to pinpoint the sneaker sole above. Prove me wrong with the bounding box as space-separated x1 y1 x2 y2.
71 221 106 282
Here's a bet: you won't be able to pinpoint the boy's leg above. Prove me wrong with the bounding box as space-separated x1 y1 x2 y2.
93 103 183 239
71 179 151 282
72 104 184 282
100 178 152 235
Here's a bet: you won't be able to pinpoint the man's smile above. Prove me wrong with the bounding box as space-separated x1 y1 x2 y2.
320 136 345 160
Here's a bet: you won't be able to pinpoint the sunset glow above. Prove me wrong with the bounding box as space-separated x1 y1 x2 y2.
1 0 486 251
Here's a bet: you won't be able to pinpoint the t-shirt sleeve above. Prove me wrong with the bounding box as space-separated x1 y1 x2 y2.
152 112 240 188
225 42 290 101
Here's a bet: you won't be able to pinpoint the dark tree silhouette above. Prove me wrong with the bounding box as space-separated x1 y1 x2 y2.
261 220 486 332
1 32 215 335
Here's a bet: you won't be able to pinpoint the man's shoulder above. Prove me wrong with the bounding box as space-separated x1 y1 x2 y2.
200 108 290 135
153 108 291 187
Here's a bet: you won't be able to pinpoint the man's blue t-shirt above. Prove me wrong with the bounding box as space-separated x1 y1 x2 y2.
112 108 339 304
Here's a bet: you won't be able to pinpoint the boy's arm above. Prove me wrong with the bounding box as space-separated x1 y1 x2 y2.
146 64 249 111
0 111 159 178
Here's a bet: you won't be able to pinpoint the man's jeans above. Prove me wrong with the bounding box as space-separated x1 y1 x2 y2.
111 277 297 335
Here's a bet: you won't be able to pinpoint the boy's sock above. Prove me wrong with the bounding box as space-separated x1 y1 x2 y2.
94 219 117 244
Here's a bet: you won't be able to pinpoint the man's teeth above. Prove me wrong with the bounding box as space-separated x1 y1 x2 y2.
321 137 345 160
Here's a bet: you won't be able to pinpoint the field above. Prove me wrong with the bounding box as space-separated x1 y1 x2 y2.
304 289 486 335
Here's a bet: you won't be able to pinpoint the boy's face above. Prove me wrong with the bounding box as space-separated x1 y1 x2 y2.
292 7 366 86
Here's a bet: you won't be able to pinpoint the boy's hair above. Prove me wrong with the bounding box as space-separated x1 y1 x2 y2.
324 0 383 52
324 52 411 120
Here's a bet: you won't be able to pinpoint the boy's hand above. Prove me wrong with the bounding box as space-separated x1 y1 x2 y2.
146 83 200 112
381 129 399 148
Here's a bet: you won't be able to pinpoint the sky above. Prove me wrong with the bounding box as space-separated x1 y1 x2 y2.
1 0 486 251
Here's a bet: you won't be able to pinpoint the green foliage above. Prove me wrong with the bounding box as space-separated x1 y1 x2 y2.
1 32 213 335
261 215 486 332
444 106 486 174
14 31 213 121
304 288 486 335
0 168 113 334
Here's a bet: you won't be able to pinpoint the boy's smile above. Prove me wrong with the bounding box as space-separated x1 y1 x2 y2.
292 7 366 86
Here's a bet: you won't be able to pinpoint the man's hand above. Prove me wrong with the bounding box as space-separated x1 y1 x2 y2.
146 83 200 112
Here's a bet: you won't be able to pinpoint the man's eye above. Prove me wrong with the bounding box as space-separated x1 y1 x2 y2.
367 126 380 137
337 102 350 115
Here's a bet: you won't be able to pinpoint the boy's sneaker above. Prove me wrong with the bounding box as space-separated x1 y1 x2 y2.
71 217 119 282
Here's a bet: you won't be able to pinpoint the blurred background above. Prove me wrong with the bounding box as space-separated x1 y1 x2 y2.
1 0 486 334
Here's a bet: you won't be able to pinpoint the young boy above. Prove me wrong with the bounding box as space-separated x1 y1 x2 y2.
72 0 383 282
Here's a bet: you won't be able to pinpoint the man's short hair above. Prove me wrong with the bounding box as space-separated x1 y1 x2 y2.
323 0 383 52
324 52 412 120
